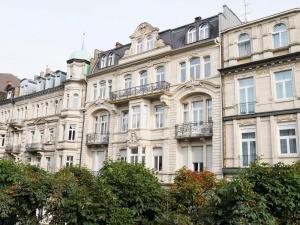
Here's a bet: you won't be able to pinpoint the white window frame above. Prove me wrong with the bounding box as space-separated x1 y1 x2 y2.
120 149 127 161
199 23 209 40
153 147 163 172
99 81 106 99
238 33 251 57
68 124 76 141
238 77 255 114
240 127 257 167
204 56 211 78
124 75 132 89
130 148 138 164
179 62 186 83
121 110 129 132
155 105 164 128
192 100 204 123
136 38 143 53
100 55 107 68
274 70 293 101
108 53 114 66
140 71 148 86
190 57 200 80
192 146 204 172
66 156 74 167
132 106 140 129
187 27 196 44
273 23 289 49
278 123 298 156
147 35 154 50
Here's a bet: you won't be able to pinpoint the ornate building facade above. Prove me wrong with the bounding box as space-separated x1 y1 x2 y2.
220 8 300 175
81 6 240 183
0 51 90 171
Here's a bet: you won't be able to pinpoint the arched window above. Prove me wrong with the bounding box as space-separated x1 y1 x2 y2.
137 38 143 53
199 23 209 40
147 35 154 50
108 53 114 66
238 33 251 57
273 23 288 49
99 81 106 99
140 71 148 86
156 66 165 82
187 27 196 44
190 57 200 80
72 93 79 109
95 113 109 134
100 55 107 68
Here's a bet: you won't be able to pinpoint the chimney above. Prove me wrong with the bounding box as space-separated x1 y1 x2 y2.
40 71 45 77
115 42 123 48
46 66 51 74
194 16 202 21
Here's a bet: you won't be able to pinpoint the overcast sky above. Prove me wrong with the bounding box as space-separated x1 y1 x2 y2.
0 0 299 79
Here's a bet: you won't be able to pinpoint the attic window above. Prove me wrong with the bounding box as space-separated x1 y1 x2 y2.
199 23 209 40
136 38 143 53
147 35 154 50
101 55 107 68
108 53 114 66
187 27 196 44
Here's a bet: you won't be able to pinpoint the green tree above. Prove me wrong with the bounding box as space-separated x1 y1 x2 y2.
99 161 165 225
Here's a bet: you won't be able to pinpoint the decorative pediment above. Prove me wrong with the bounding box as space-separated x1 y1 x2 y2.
130 22 159 39
88 100 118 114
32 118 47 125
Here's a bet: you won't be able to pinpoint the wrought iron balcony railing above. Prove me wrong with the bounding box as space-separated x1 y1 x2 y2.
25 143 43 152
86 133 109 145
109 81 170 102
5 144 21 154
239 102 255 115
175 122 213 139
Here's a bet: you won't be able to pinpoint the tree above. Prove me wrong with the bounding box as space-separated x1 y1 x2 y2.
99 161 165 224
46 166 116 225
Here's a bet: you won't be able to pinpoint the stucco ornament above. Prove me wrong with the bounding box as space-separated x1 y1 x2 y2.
127 131 139 147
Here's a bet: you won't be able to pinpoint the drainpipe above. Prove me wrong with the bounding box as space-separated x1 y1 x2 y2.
79 81 87 168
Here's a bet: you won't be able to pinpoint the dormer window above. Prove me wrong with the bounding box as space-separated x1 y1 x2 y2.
238 33 251 57
187 27 196 44
137 38 143 53
273 23 288 49
147 35 154 50
108 53 114 66
199 23 209 40
101 55 107 68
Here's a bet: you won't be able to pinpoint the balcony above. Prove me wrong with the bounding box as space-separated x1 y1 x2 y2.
8 119 24 128
86 133 109 146
25 143 44 153
109 81 170 103
239 102 255 115
175 122 213 139
5 144 21 154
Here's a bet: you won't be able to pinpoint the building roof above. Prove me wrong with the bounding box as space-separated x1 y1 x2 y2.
69 50 92 62
0 73 20 92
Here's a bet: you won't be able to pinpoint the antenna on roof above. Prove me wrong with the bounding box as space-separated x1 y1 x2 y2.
243 0 250 23
81 33 86 50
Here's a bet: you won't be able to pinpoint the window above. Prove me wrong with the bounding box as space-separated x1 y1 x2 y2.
108 53 114 66
275 70 293 100
124 75 132 89
238 33 251 57
206 99 212 122
99 115 108 134
179 62 186 83
93 84 97 101
130 148 138 164
66 156 74 167
121 111 129 132
239 77 254 114
156 66 165 82
279 125 297 154
54 100 58 114
0 134 5 146
273 23 288 49
132 106 140 129
101 55 107 68
187 27 196 43
141 147 146 165
183 103 189 123
204 56 211 77
49 128 54 143
137 38 143 53
140 71 148 86
153 148 163 172
72 93 79 109
190 57 200 80
46 157 51 171
68 125 76 141
39 130 44 143
99 81 106 99
120 149 127 161
36 157 41 168
30 131 35 143
147 35 154 50
199 23 209 40
192 146 204 172
192 101 203 123
155 106 164 128
241 131 256 167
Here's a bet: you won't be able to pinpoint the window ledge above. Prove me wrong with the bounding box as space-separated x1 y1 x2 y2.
274 98 294 103
236 55 252 61
272 46 289 53
278 154 300 158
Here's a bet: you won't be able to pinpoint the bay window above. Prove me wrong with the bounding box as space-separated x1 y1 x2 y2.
121 111 128 132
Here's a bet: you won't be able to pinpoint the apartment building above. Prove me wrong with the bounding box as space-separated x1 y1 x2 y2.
81 6 241 183
220 8 300 175
0 51 90 171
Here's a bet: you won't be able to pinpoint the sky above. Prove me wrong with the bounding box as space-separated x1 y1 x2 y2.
0 0 299 79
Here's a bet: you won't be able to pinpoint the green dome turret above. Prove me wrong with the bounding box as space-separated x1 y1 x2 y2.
69 50 91 62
